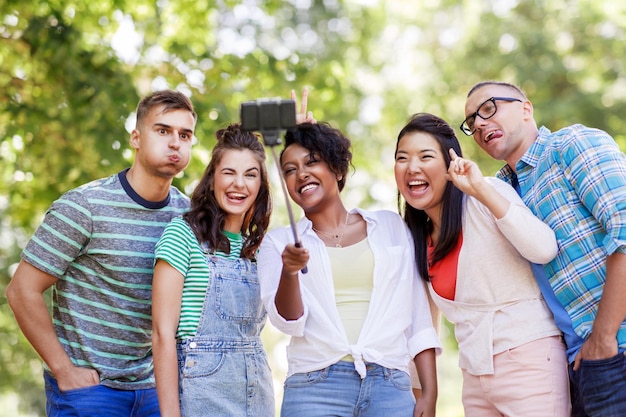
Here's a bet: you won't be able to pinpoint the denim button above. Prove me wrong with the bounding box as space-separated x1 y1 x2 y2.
189 341 197 349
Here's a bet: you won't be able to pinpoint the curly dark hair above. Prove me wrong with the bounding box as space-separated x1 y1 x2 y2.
280 122 352 191
395 113 464 282
183 123 271 259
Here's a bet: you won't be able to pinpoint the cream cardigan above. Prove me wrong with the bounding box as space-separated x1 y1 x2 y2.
429 177 561 375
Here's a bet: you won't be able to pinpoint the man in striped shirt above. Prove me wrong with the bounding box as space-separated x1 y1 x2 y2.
6 89 196 416
461 81 626 416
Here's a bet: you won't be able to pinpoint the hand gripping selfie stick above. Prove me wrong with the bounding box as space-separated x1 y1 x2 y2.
240 98 308 274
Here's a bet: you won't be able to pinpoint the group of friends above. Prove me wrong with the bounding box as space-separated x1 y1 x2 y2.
5 81 626 417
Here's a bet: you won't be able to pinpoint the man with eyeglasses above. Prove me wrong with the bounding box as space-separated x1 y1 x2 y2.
461 80 626 417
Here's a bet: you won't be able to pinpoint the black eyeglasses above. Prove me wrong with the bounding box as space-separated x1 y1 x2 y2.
460 97 522 136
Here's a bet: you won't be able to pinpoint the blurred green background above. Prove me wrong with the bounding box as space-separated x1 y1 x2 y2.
2 0 626 415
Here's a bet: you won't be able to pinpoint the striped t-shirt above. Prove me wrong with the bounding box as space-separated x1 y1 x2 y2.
21 169 189 390
155 216 243 338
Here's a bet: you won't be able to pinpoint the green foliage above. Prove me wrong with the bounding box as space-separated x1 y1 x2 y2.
2 0 626 415
1 7 139 231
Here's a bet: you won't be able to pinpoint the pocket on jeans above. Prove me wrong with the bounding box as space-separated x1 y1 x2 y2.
44 370 101 395
59 383 102 396
579 352 624 368
388 369 411 391
505 337 562 366
181 351 225 379
284 370 326 388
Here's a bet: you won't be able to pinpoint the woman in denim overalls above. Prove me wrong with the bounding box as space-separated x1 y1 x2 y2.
152 124 274 417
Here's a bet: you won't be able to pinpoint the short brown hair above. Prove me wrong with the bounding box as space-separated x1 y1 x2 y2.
466 81 527 100
135 90 197 127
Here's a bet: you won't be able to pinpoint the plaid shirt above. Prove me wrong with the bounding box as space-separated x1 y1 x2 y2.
497 125 626 351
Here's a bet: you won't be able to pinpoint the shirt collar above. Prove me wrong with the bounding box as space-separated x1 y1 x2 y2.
497 126 552 182
519 126 551 170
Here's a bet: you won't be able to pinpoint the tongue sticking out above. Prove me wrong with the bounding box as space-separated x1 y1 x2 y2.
486 130 503 142
227 193 246 201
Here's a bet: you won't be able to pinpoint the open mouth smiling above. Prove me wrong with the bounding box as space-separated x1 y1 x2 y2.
408 179 428 190
227 192 247 201
299 183 317 194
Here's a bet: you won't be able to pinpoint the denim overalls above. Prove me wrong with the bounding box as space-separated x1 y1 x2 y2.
176 252 274 417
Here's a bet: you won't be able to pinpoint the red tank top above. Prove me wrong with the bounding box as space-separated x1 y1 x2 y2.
428 231 463 300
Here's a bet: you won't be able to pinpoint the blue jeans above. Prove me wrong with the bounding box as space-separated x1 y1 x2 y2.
281 361 415 417
569 352 626 417
44 371 160 417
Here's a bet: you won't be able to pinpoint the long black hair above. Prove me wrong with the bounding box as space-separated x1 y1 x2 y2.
184 123 271 259
395 113 464 281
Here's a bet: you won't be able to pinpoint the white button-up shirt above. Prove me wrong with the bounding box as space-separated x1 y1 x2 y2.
258 209 441 378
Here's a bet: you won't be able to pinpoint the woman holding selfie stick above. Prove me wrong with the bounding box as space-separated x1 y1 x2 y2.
258 122 441 417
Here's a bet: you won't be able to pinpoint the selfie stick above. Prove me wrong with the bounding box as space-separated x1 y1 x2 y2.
240 99 307 274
